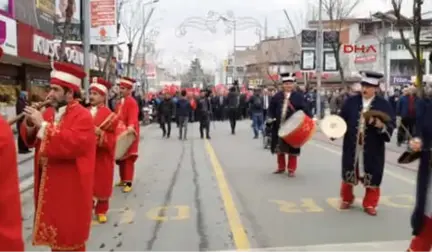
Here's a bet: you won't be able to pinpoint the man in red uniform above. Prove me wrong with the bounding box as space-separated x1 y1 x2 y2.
88 77 118 223
0 115 25 251
21 62 96 251
115 77 139 193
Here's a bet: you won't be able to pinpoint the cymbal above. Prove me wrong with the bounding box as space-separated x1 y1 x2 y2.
363 110 391 123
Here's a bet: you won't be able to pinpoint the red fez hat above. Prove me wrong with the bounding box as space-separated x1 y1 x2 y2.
119 76 135 89
50 62 86 92
90 77 112 96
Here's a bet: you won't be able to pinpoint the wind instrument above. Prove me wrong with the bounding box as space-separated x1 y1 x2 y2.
7 100 51 126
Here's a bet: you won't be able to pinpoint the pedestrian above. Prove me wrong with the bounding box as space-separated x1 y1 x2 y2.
0 115 25 250
21 61 96 251
337 71 395 216
88 77 118 224
248 88 264 139
176 90 192 140
197 89 212 139
406 90 432 251
268 72 311 177
226 86 239 134
157 93 175 138
114 77 140 193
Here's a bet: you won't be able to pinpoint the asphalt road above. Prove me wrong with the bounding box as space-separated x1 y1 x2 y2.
22 120 416 251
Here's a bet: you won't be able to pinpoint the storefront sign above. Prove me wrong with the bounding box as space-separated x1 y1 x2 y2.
18 22 106 70
391 75 411 85
0 14 17 56
33 34 83 65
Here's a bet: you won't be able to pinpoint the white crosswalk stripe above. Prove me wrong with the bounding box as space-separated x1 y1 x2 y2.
213 240 410 252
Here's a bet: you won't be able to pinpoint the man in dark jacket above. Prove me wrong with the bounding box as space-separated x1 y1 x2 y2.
157 93 175 138
406 95 432 251
197 89 212 139
176 90 192 140
248 88 264 138
15 91 30 153
226 86 240 134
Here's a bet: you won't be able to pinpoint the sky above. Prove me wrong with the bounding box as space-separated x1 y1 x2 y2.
118 0 432 73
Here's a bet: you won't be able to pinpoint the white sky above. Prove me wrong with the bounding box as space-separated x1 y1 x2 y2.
118 0 432 73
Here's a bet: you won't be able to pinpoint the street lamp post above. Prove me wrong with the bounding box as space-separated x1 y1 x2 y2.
316 0 323 120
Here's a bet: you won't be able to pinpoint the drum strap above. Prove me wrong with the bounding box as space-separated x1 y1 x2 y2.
281 96 296 122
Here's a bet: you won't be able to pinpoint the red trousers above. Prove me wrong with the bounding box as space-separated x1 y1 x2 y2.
409 215 432 251
94 200 109 215
277 154 297 172
340 182 380 208
51 246 86 252
118 158 135 183
52 245 85 251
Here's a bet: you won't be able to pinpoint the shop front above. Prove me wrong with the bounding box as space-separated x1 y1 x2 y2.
0 14 20 118
17 22 107 100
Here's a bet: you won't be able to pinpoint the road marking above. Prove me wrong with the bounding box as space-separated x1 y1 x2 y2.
205 139 250 250
119 208 135 224
310 141 416 185
271 194 414 213
146 205 190 221
270 198 325 213
212 240 410 252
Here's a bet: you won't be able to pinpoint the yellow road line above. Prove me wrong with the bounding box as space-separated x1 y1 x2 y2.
310 141 416 185
204 140 250 250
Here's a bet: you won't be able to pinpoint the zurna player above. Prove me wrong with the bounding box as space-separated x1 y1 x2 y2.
268 72 311 177
337 71 395 216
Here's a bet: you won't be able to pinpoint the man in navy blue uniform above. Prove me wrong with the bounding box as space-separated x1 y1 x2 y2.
407 90 432 251
268 72 310 177
338 71 395 216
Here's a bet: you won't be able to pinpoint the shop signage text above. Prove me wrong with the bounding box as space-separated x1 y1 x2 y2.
32 34 83 65
343 44 377 54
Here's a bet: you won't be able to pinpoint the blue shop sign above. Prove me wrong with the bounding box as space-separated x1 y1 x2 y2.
391 76 411 85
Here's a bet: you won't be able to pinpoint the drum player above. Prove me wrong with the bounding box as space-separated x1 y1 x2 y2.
337 71 395 216
88 77 118 224
115 77 140 193
268 72 312 177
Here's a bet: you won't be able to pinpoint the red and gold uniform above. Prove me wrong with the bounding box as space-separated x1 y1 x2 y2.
0 115 25 251
89 77 117 223
115 77 139 193
21 62 96 251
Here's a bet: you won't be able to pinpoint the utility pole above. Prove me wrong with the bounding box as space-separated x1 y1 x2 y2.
315 0 323 120
83 0 91 101
232 19 237 82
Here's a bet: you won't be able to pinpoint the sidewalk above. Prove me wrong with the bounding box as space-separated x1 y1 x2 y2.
313 131 418 171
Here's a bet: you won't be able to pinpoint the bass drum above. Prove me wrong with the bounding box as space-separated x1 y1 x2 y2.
278 110 316 148
115 121 136 160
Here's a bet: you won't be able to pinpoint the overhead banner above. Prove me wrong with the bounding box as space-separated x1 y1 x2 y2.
90 0 117 45
54 0 81 41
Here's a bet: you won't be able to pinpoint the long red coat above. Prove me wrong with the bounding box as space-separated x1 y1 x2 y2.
0 116 24 251
115 95 139 161
21 101 96 250
91 105 117 199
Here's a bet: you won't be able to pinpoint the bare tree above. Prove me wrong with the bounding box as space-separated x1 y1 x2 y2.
120 1 145 77
321 0 361 85
390 0 426 96
59 0 75 61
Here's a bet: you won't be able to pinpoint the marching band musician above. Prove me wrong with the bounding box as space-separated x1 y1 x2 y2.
0 115 24 250
20 62 96 251
406 86 432 251
89 77 118 224
115 77 140 193
338 71 395 216
268 72 311 177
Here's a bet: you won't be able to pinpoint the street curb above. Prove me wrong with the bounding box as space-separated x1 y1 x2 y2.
19 124 153 193
312 136 418 172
